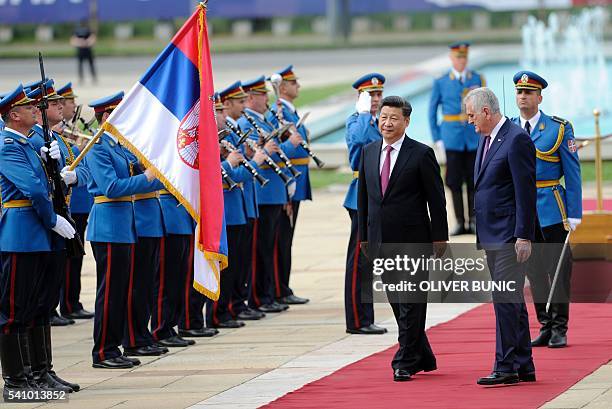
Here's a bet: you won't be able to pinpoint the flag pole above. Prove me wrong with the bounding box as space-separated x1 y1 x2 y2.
67 127 105 171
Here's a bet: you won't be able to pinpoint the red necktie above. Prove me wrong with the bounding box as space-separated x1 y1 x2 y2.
381 145 393 195
481 135 491 167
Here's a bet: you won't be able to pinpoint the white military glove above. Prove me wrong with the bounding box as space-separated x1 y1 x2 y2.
355 91 371 114
287 180 297 199
567 218 582 231
60 166 78 186
435 140 445 151
52 215 76 239
40 140 61 162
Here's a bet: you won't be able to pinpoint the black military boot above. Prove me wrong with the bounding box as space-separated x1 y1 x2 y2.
28 327 72 393
449 190 466 236
549 303 569 348
1 333 31 401
531 303 552 347
42 326 80 392
18 331 42 391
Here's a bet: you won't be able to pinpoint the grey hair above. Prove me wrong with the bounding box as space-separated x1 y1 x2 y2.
464 87 500 114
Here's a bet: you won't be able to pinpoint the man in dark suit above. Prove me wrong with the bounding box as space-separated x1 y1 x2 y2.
358 96 448 382
465 87 537 385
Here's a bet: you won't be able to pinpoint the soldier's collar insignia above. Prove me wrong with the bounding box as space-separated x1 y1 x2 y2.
539 123 545 130
4 137 13 144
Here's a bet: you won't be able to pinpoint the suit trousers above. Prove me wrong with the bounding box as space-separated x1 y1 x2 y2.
526 222 571 335
178 236 208 331
272 201 300 299
207 224 244 326
123 237 159 348
152 234 190 341
0 252 48 334
344 209 374 330
249 205 282 308
486 247 535 374
230 218 254 316
91 242 133 363
60 213 88 315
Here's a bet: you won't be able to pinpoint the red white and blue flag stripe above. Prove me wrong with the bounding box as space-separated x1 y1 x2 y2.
102 3 227 300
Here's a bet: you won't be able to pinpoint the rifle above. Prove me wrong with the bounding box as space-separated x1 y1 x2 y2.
242 111 301 179
38 52 85 257
225 119 292 185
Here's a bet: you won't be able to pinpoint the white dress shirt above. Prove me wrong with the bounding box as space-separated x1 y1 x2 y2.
379 134 405 175
279 98 296 113
451 68 466 83
519 110 541 135
4 127 28 139
489 116 507 142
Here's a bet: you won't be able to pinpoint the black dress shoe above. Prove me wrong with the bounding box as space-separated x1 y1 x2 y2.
124 344 167 356
50 314 74 326
519 372 537 382
62 309 94 320
450 224 467 236
369 324 388 333
92 357 133 369
258 303 285 313
548 332 567 348
177 336 195 345
277 295 310 305
237 308 265 320
477 372 519 385
531 330 551 347
346 324 387 335
393 369 412 382
179 328 219 337
120 355 141 366
272 301 289 311
216 319 245 329
157 336 190 347
48 370 80 392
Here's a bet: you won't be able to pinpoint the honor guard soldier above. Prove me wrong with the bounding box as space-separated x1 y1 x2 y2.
511 71 582 348
344 73 387 335
27 80 90 328
239 79 292 314
207 84 250 329
267 65 310 305
219 87 267 322
86 92 162 369
0 85 77 398
56 82 95 320
0 91 8 132
429 42 486 235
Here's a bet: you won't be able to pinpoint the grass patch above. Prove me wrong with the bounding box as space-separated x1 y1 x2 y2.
309 169 354 190
295 82 352 108
580 161 612 183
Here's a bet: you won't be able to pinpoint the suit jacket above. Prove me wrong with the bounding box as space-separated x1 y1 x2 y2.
358 136 448 255
474 118 537 250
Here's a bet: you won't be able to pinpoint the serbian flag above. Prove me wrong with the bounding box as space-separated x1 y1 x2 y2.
101 3 227 300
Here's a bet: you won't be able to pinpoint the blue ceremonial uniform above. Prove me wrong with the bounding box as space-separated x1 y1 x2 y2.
512 70 582 346
511 112 582 227
69 146 94 214
86 132 160 244
267 101 312 201
238 108 290 206
429 69 485 151
0 129 56 252
159 193 194 235
344 112 382 210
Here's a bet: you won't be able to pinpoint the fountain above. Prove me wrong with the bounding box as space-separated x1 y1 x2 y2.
521 7 610 121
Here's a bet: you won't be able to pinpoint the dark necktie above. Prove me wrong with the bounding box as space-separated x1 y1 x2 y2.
380 145 393 195
524 121 531 134
481 136 491 167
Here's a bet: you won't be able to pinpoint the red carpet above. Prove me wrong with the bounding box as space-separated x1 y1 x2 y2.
263 303 612 409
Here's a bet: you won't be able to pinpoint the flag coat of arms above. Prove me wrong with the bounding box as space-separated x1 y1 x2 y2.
102 3 227 300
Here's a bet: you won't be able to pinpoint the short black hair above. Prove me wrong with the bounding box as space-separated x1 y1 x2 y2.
380 96 412 118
